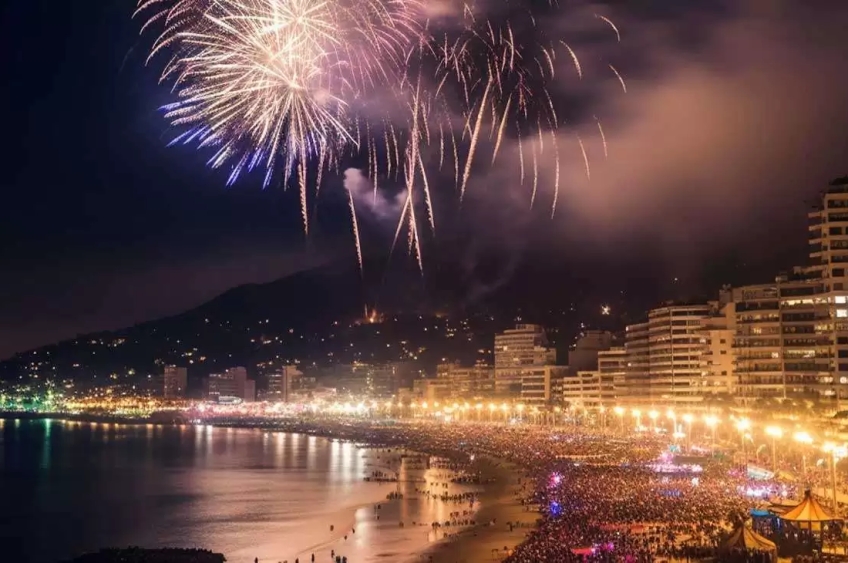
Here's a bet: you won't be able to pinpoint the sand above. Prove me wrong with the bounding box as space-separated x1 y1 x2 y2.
420 458 541 563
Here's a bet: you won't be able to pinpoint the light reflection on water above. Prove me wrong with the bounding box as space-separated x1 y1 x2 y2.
1 420 480 563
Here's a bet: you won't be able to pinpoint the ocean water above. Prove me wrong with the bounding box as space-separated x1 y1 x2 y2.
0 419 471 563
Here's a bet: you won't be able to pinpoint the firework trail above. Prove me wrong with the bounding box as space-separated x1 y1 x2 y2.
550 131 560 218
137 0 626 271
596 117 608 159
347 184 363 273
609 63 627 93
595 14 620 42
560 42 582 79
576 134 590 181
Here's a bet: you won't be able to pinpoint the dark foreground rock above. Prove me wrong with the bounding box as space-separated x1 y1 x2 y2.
63 548 225 563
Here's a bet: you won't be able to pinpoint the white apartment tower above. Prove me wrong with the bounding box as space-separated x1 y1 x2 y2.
598 347 627 403
733 177 848 403
624 303 733 405
646 304 713 403
494 324 556 398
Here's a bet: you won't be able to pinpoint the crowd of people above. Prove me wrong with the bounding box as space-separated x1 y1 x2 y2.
264 417 824 561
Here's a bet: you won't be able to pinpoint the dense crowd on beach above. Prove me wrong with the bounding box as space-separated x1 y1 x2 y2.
260 417 780 561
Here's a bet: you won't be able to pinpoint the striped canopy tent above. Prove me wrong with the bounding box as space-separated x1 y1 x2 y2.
720 521 777 560
779 490 841 532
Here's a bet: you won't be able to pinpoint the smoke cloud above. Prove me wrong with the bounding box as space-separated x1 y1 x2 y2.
459 0 848 265
343 167 405 223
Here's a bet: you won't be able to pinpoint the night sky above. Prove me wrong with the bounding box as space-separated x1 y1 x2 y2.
3 0 848 360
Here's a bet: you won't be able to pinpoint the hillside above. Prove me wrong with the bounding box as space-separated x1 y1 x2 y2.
0 252 670 393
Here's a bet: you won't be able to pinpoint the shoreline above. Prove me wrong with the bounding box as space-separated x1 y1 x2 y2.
421 457 539 563
3 413 540 563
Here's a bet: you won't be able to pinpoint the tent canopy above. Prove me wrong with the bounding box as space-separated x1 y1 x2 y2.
721 521 777 554
780 490 839 523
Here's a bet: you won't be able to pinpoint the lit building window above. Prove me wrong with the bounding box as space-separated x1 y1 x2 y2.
838 309 848 318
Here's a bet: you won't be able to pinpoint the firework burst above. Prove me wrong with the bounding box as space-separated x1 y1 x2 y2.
137 0 625 271
136 0 422 235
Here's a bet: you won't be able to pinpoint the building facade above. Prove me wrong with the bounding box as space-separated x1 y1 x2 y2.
267 366 303 402
623 304 734 405
598 347 627 403
494 324 557 398
321 363 400 398
163 365 187 399
206 367 253 403
435 363 494 399
519 366 565 406
561 371 604 408
729 179 848 404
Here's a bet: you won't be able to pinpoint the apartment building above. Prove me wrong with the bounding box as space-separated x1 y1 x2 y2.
730 177 848 403
494 324 557 397
435 363 494 399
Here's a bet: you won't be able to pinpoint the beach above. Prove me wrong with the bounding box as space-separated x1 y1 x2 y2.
421 457 539 563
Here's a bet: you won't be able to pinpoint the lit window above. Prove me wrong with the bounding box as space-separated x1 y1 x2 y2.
837 296 848 304
838 309 848 318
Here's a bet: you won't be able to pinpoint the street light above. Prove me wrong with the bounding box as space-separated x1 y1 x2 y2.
666 409 676 433
793 431 813 482
632 409 642 430
704 415 719 453
682 413 694 449
648 410 659 432
613 406 625 433
822 442 846 514
735 418 751 466
765 426 783 474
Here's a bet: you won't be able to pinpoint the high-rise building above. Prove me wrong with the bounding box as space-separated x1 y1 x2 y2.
561 371 605 408
647 304 712 403
321 363 400 398
519 366 566 406
623 322 651 403
494 324 556 397
163 366 187 399
206 367 252 403
733 271 840 402
624 304 722 404
267 366 303 402
730 178 848 404
435 363 494 399
598 347 627 403
731 282 783 400
611 177 848 407
697 306 736 396
244 379 256 403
